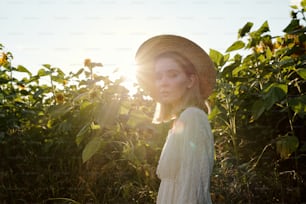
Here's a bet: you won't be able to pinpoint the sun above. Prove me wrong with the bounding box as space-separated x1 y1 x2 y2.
116 62 138 95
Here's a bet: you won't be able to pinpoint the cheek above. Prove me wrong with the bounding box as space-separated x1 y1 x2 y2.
173 76 190 90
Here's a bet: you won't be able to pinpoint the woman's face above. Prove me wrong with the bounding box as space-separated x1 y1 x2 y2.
154 57 194 106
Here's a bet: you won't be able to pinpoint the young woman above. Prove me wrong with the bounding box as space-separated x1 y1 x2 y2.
135 35 216 204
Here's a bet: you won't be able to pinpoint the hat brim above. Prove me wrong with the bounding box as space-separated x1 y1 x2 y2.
135 34 216 100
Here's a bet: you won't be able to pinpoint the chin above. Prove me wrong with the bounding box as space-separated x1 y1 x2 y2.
159 99 172 105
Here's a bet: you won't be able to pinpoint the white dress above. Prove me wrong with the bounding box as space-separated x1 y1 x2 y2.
156 107 214 204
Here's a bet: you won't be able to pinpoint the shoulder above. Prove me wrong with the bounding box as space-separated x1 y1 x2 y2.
179 106 208 121
174 107 213 140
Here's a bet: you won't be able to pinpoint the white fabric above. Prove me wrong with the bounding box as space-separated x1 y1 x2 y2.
156 107 214 204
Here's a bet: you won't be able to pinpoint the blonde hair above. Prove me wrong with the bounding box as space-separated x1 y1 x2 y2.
152 52 209 124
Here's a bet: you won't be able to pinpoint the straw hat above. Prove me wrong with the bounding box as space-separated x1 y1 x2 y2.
135 34 216 100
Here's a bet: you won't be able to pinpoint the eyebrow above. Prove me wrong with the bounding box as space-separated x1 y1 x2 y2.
155 67 182 73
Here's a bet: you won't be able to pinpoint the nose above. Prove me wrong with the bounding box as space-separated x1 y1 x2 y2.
156 75 169 88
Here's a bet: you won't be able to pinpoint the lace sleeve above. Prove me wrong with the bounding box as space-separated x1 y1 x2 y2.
172 107 214 204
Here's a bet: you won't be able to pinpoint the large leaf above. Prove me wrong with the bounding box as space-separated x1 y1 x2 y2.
221 54 242 77
48 104 73 118
257 21 270 35
208 105 221 121
42 64 51 69
209 49 224 67
251 83 288 121
283 19 300 34
277 56 295 68
75 122 91 146
296 68 306 79
265 47 273 60
288 95 306 118
251 100 266 121
226 40 245 52
95 100 120 128
262 83 288 109
51 75 65 84
16 65 32 76
232 64 246 76
82 136 105 163
127 109 151 128
238 22 253 38
72 68 84 78
276 135 299 159
37 68 50 77
56 68 65 77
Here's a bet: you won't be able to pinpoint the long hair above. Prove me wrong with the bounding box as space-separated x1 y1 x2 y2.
152 51 209 124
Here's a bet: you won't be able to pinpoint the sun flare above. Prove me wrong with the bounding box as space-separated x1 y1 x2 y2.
116 62 138 95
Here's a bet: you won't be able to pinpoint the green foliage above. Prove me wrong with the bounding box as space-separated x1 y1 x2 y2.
226 40 245 52
209 5 306 203
0 51 163 203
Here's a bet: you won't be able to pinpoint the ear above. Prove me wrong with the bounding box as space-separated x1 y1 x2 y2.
187 74 196 88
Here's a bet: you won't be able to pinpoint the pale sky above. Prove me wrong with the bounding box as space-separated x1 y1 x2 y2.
0 0 297 86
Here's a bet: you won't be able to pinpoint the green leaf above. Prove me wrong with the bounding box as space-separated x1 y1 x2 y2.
120 101 131 115
37 68 50 77
263 83 288 96
16 65 32 76
209 49 225 67
277 56 295 68
51 75 64 84
262 83 287 109
221 54 242 77
75 122 91 146
251 100 266 121
90 122 100 130
265 47 272 60
288 95 306 118
290 5 298 9
49 104 73 118
238 22 253 38
82 136 105 163
226 40 245 52
257 21 270 35
127 109 151 128
283 19 300 34
208 105 221 120
251 83 288 121
302 0 306 8
232 65 246 76
43 64 51 69
80 100 92 111
95 101 120 128
276 135 299 159
72 68 84 78
297 68 306 79
56 68 65 77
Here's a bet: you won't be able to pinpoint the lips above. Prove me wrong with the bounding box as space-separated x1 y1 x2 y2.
160 91 170 97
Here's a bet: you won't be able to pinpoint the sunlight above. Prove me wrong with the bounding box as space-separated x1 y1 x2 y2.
116 61 138 95
290 0 302 7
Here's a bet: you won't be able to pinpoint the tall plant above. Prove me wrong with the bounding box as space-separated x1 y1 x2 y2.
209 3 306 203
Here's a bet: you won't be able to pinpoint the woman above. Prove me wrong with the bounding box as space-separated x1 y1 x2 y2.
135 35 216 204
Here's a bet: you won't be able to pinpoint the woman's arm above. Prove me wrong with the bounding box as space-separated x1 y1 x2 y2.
173 107 214 204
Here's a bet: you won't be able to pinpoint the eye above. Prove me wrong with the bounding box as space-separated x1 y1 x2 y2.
167 70 179 78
